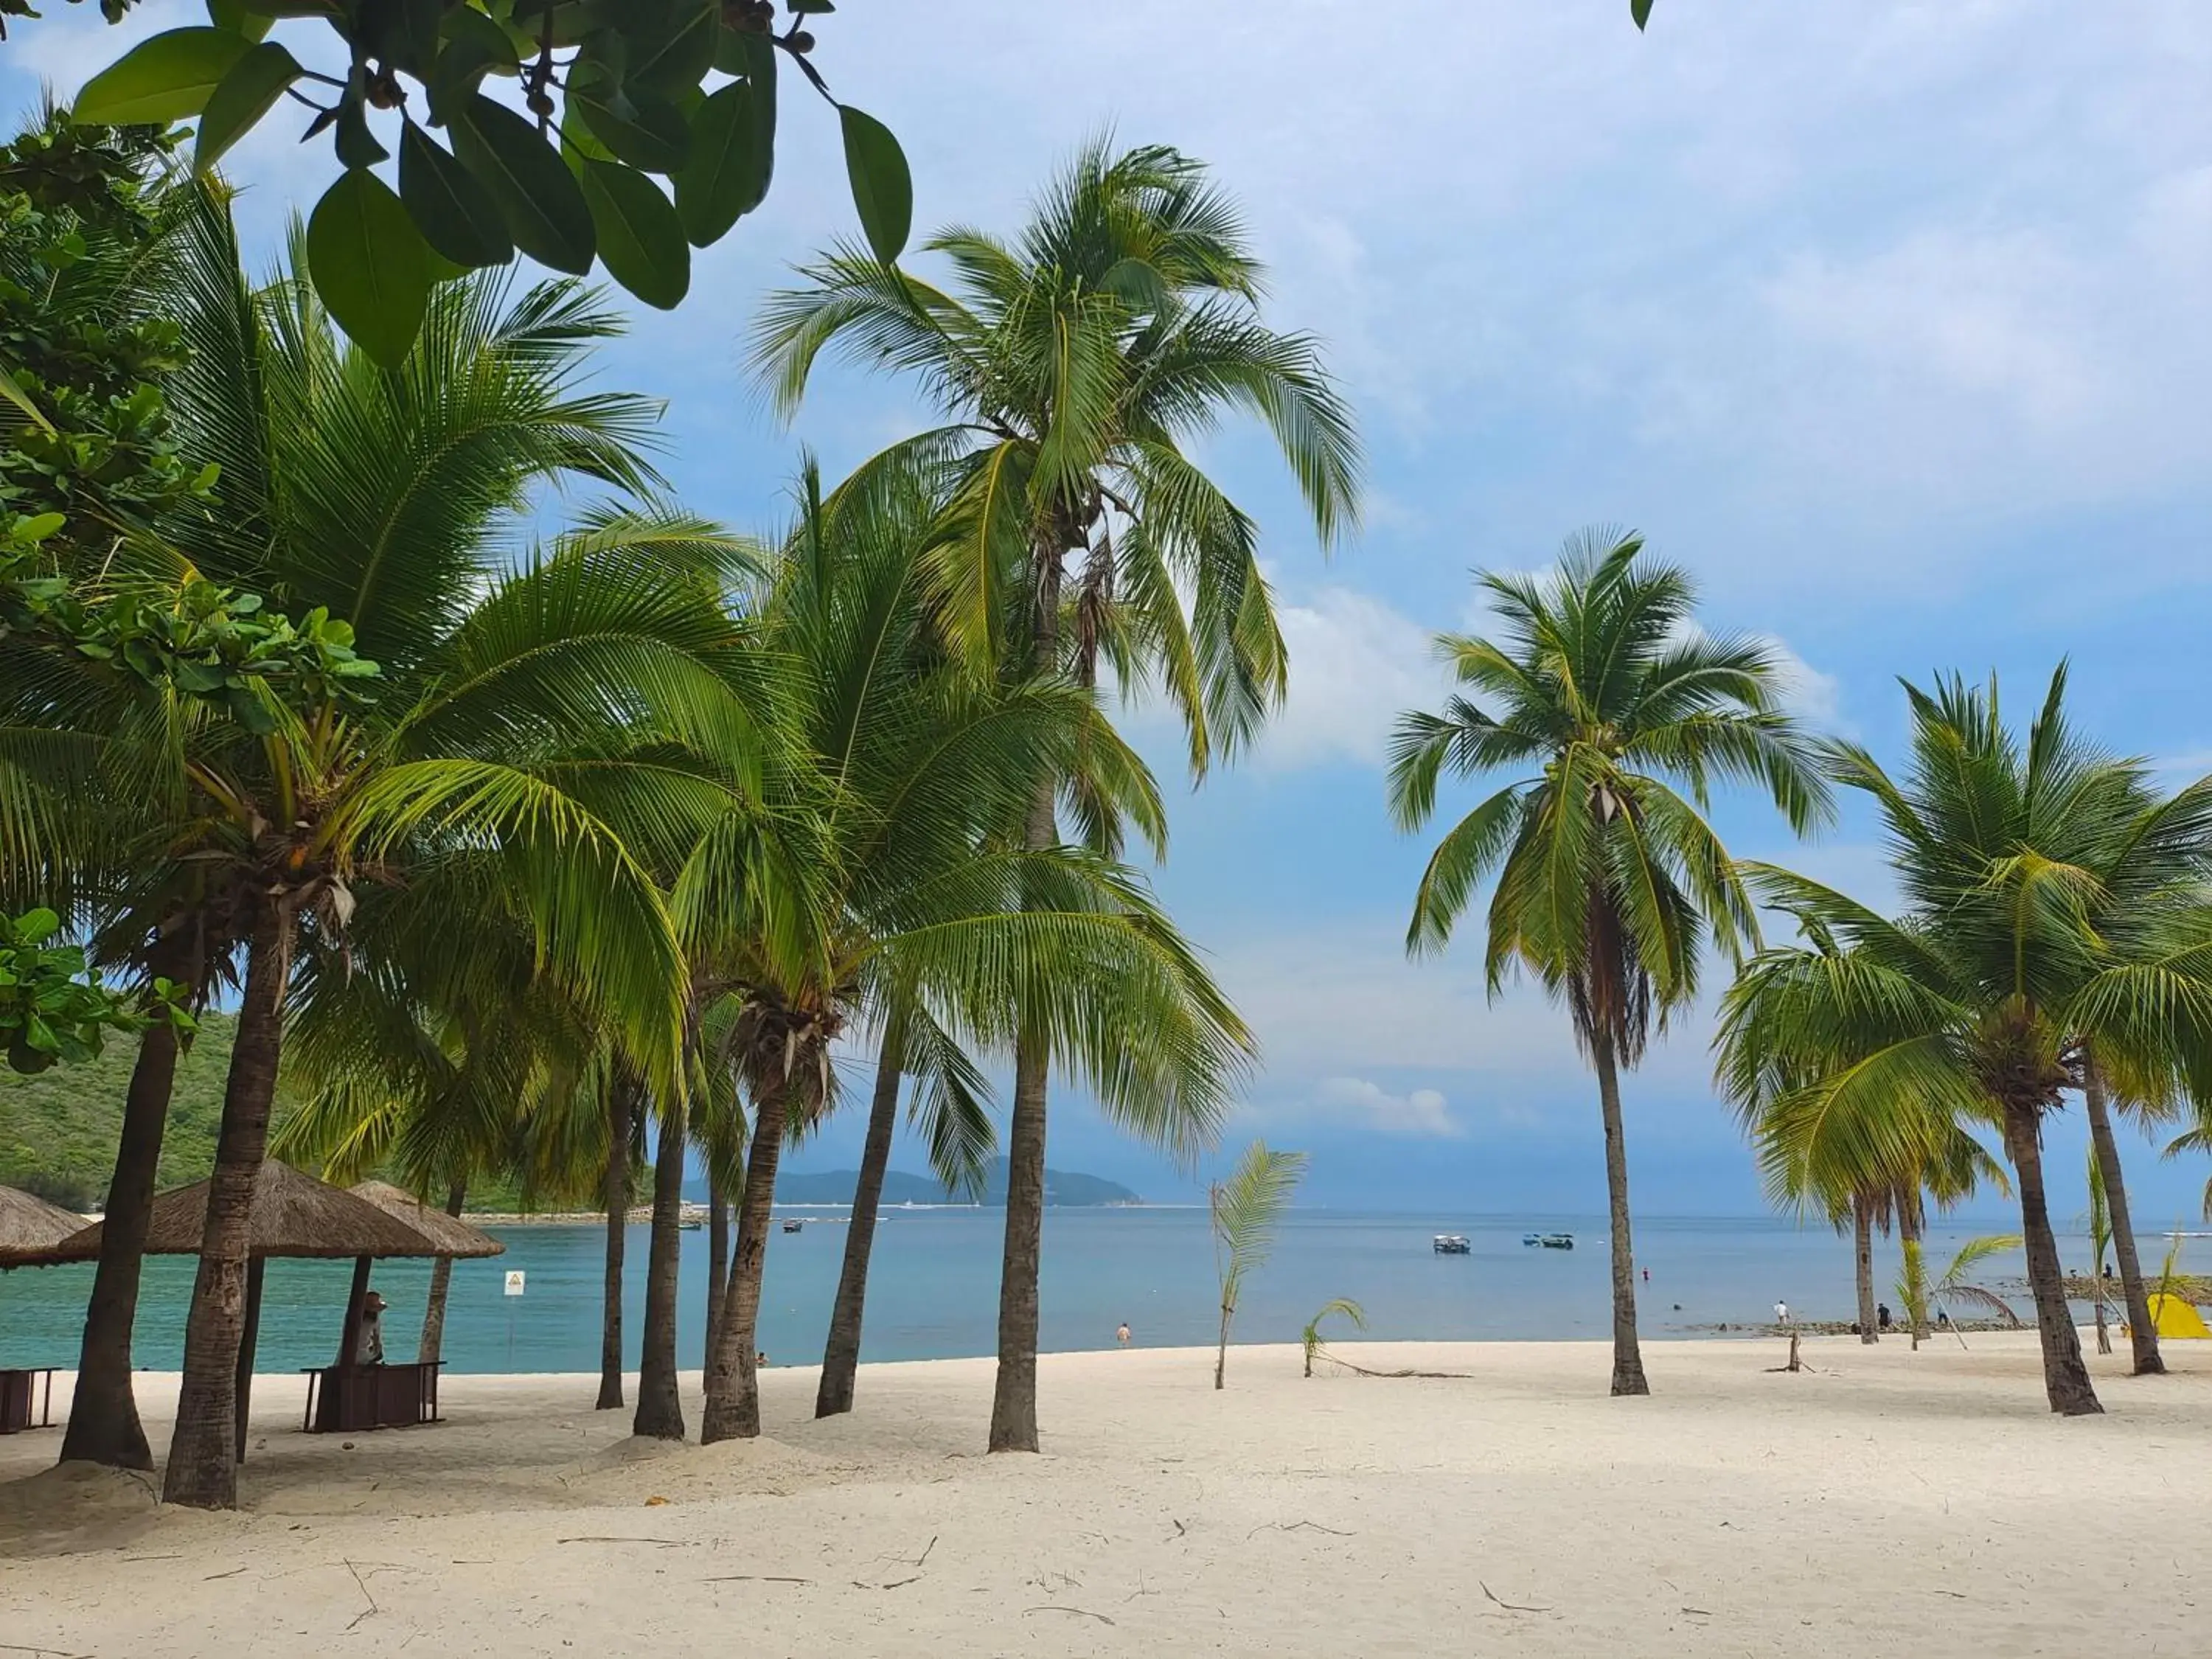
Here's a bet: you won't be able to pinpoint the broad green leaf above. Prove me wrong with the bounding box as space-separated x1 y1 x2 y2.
629 1 718 94
15 908 60 945
569 63 691 173
306 168 434 369
335 75 389 168
789 0 835 11
428 7 521 123
205 0 274 41
194 41 302 175
0 363 55 435
577 160 689 310
362 0 445 75
73 27 254 127
399 122 514 267
839 105 911 264
449 92 595 274
1631 0 1654 27
675 78 765 246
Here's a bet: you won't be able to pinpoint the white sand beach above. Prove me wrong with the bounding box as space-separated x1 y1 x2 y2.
2 1333 2205 1656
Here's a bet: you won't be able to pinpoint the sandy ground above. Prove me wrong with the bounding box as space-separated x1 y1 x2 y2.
1 1332 2206 1657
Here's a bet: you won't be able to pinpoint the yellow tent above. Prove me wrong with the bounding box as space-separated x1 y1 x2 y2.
2146 1293 2211 1340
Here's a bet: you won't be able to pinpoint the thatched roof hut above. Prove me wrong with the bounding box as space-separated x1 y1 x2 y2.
0 1185 88 1268
347 1181 504 1260
38 1160 491 1264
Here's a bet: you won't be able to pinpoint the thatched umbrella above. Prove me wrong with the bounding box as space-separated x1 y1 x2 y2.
347 1180 503 1259
0 1184 88 1269
1 1185 90 1431
46 1162 504 1456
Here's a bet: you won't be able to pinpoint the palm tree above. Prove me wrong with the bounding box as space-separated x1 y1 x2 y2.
814 994 994 1418
2078 1053 2179 1376
689 465 1254 1445
749 139 1359 1451
1210 1141 1307 1389
1714 667 2212 1414
1719 918 2009 1347
1388 532 1831 1395
66 201 768 1506
1301 1298 1366 1378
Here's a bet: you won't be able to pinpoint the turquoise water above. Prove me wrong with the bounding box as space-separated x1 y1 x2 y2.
0 1208 2081 1375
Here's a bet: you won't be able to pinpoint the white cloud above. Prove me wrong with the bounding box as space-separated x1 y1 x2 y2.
1312 1077 1462 1138
1256 585 1444 771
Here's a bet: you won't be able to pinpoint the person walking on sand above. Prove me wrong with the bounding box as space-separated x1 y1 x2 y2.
1116 1321 1131 1348
1773 1298 1791 1327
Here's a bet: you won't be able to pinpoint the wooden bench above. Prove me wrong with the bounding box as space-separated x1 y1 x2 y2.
0 1368 57 1434
299 1362 444 1434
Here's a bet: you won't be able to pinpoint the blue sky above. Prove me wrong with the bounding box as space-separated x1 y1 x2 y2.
10 3 2212 1220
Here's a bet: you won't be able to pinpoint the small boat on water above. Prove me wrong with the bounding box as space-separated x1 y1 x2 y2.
1433 1234 1471 1254
1521 1233 1543 1247
1540 1232 1574 1250
781 1218 804 1234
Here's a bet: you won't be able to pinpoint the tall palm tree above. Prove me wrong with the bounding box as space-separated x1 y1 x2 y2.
751 139 1359 1450
1718 917 2008 1346
1714 667 2212 1414
34 198 770 1506
688 465 1253 1445
814 994 993 1418
1388 532 1830 1395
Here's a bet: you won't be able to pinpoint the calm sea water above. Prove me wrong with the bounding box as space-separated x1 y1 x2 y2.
1 1208 2113 1377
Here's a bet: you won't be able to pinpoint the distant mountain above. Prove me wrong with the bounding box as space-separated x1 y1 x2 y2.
767 1158 1141 1208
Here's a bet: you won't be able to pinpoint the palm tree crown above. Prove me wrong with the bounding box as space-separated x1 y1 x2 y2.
751 136 1361 776
1388 529 1831 1043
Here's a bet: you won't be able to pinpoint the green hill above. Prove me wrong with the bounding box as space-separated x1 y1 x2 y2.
0 1012 242 1209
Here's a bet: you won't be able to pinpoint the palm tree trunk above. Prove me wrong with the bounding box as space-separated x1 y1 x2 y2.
161 899 293 1509
633 1091 688 1440
1854 1195 1879 1343
597 1075 633 1411
417 1181 467 1366
817 1024 902 1418
704 1175 728 1368
2002 1101 2102 1415
1591 1031 1648 1396
1901 1201 1930 1348
701 1072 789 1443
989 532 1066 1455
2084 1062 2162 1375
59 947 197 1470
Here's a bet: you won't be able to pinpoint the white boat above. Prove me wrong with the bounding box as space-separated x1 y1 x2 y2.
1433 1234 1471 1255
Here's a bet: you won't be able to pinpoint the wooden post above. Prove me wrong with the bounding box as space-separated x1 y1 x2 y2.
234 1256 266 1464
337 1255 372 1366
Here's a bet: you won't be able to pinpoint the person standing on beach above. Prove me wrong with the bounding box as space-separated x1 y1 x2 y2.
1773 1299 1790 1327
357 1291 387 1366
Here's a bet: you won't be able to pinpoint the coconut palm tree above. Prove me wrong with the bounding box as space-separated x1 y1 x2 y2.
1718 915 2011 1347
749 139 1359 1451
1716 668 2212 1413
48 199 773 1506
813 995 993 1418
0 178 731 1475
1388 531 1831 1395
689 465 1253 1445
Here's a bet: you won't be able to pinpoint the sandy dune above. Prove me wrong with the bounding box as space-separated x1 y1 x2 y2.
2 1332 2205 1656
